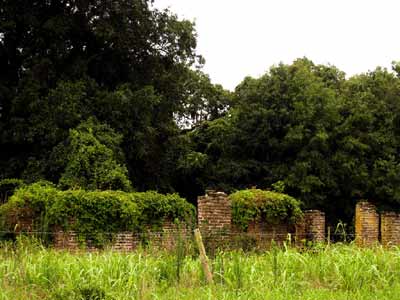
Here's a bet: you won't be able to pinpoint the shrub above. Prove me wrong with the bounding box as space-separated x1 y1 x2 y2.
229 189 303 230
0 183 195 244
57 118 132 192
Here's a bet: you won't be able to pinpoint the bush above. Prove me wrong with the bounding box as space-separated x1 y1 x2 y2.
0 183 195 244
229 189 303 230
57 118 132 191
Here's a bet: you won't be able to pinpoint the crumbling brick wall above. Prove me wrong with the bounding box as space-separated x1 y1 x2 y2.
54 231 141 252
198 190 300 249
53 231 80 250
380 211 400 247
243 221 294 248
52 219 189 251
355 201 379 246
295 210 325 244
8 190 331 251
247 221 292 241
306 210 325 242
11 208 35 232
143 220 190 251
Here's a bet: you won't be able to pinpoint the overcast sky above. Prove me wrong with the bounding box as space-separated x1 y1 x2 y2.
153 0 400 91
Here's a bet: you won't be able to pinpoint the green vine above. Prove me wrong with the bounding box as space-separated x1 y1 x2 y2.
229 189 303 231
0 182 195 245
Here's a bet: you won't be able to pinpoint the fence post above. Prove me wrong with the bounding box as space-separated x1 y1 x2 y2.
327 226 331 246
194 228 213 284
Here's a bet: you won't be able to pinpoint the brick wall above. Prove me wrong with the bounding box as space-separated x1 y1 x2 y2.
52 219 189 251
54 231 142 252
13 208 35 232
53 231 80 250
247 221 292 240
295 220 306 244
381 211 400 247
306 210 325 242
110 233 139 251
244 221 294 248
197 191 300 249
143 220 190 251
355 202 379 246
11 197 400 250
295 210 325 244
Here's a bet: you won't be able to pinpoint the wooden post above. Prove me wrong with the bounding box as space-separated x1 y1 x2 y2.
194 228 213 284
287 233 292 248
327 226 331 246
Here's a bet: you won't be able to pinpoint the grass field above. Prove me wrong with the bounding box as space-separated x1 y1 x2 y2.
1 237 400 300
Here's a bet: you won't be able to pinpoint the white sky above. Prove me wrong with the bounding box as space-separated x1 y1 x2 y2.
153 0 400 91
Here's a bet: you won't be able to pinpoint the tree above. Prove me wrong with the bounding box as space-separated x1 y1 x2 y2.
58 118 132 191
178 59 400 221
175 70 233 128
177 59 347 217
0 0 209 192
334 67 400 211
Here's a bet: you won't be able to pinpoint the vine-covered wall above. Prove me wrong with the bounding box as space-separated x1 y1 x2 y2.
198 189 325 247
0 182 195 248
1 184 333 250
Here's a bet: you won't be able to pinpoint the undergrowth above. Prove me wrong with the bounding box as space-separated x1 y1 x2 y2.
0 238 399 300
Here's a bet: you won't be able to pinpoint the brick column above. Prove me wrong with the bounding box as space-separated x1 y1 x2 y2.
381 212 400 247
355 202 379 246
197 190 231 236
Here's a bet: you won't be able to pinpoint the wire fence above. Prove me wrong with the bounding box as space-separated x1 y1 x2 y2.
0 229 358 254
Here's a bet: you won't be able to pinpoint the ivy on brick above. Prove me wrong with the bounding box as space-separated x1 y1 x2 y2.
229 189 303 231
0 182 195 245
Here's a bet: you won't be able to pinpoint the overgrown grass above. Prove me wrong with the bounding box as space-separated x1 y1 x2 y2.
1 238 400 299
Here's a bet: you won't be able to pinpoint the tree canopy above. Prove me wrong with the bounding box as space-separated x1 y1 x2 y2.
1 1 400 223
0 0 229 192
178 59 400 221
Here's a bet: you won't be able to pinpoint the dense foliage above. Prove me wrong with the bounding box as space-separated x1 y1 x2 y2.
0 182 195 243
57 118 132 191
0 0 230 193
229 189 303 230
2 1 400 223
179 59 400 222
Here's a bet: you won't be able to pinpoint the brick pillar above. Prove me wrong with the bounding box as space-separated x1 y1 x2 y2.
355 202 379 246
197 190 231 236
381 212 400 247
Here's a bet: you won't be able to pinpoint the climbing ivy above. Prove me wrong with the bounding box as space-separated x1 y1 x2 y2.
0 182 195 245
229 189 303 231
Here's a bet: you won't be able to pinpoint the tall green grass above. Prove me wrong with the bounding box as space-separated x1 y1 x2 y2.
1 237 400 299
